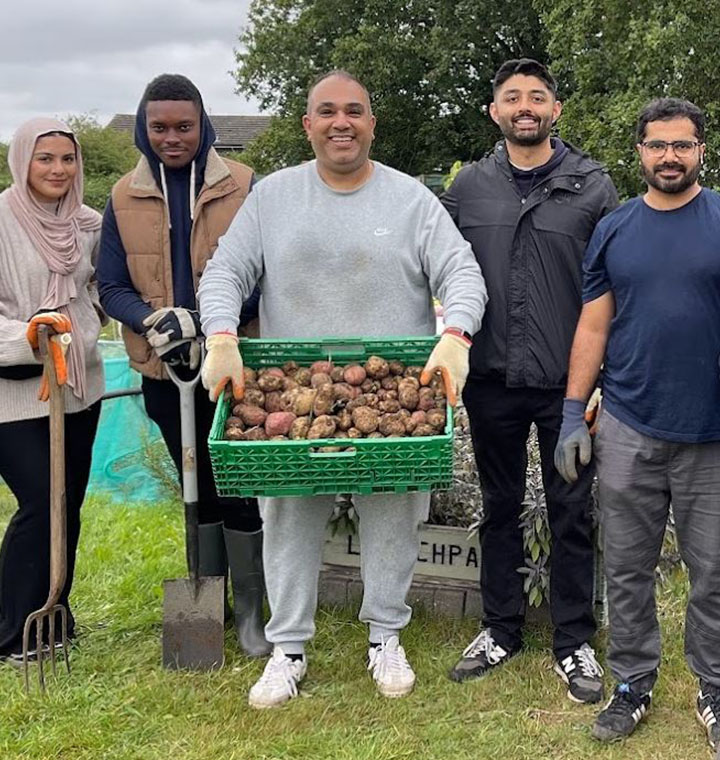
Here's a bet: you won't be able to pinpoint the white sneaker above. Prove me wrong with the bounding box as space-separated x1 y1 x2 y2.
248 647 307 709
368 635 416 698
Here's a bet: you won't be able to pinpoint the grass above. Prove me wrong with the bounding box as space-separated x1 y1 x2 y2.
0 487 708 760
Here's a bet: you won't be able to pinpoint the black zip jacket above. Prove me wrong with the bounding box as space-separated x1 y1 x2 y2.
442 140 618 389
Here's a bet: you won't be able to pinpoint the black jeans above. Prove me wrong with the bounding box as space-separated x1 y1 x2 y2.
463 378 596 659
141 378 261 532
0 402 101 656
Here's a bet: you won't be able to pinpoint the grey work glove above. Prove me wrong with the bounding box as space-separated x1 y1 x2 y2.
554 398 593 483
143 307 201 348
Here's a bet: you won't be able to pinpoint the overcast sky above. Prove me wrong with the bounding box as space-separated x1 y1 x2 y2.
0 0 261 141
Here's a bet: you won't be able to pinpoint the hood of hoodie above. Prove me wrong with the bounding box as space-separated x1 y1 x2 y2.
134 95 217 194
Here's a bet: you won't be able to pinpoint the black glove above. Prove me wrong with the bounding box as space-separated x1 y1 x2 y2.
142 307 201 348
554 398 592 483
155 338 201 370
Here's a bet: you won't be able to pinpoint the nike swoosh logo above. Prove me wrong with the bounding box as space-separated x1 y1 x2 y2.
374 228 391 236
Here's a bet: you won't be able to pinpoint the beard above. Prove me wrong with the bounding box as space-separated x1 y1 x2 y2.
497 111 554 146
642 159 702 194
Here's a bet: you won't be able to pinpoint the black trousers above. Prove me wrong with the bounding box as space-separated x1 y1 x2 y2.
141 378 261 532
463 378 596 659
0 402 101 656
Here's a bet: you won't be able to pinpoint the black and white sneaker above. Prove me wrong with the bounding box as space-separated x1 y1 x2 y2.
592 682 652 742
448 629 515 683
697 680 720 750
554 642 604 704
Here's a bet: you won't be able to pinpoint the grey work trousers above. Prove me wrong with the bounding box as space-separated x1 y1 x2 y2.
595 410 720 688
258 492 430 655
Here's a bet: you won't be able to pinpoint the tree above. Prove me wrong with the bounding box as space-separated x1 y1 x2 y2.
535 0 720 198
235 0 546 175
0 116 137 211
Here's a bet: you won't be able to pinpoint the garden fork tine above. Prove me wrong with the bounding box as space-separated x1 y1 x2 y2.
22 326 70 692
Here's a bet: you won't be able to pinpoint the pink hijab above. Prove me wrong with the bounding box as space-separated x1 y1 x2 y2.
7 117 101 400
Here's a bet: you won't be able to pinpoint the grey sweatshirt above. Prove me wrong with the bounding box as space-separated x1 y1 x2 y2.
199 160 486 339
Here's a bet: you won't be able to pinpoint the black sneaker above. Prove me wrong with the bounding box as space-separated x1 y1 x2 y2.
449 629 515 683
592 682 652 742
1 642 66 669
697 680 720 750
554 643 604 704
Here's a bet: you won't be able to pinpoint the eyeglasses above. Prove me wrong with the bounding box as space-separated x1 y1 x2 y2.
639 140 702 157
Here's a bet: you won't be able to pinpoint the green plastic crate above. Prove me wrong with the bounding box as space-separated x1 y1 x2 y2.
208 336 453 497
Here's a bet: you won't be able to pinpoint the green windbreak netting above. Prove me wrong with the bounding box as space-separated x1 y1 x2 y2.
87 342 171 502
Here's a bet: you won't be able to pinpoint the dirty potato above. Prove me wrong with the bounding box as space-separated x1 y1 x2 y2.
352 406 380 434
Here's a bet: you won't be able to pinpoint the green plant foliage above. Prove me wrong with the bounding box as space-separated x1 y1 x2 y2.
535 0 720 199
235 0 547 175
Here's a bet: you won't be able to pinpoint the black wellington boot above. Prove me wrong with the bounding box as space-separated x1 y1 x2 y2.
198 521 232 623
223 528 272 658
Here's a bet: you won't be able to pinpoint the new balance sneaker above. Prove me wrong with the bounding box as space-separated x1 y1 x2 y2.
592 682 652 742
697 680 720 750
368 636 415 698
554 643 604 704
248 647 307 709
1 642 66 669
448 628 514 683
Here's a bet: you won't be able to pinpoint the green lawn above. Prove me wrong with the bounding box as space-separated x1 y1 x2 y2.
0 487 708 760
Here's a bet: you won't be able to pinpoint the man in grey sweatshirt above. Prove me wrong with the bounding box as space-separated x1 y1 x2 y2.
198 70 487 708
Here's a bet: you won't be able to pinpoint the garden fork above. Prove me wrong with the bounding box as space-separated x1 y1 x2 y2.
21 325 71 692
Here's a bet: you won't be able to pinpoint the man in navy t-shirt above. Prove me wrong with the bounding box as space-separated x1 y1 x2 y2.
555 98 720 749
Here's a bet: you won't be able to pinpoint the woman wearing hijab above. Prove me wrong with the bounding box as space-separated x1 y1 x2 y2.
0 117 104 664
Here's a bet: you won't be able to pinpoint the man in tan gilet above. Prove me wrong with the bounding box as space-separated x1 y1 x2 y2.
97 73 270 658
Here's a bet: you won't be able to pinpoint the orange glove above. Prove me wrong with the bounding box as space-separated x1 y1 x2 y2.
27 313 72 401
420 329 471 407
201 333 244 402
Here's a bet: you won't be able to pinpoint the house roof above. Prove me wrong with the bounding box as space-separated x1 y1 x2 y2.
107 113 272 151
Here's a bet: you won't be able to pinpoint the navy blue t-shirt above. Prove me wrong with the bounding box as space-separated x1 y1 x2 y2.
583 188 720 442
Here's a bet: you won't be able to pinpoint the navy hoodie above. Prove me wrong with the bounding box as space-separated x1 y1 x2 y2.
97 96 259 334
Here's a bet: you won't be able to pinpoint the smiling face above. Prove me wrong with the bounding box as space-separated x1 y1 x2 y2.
27 134 78 204
490 73 561 147
302 75 376 184
638 116 704 195
145 100 201 168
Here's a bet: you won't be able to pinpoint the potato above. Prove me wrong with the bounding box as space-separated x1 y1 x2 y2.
330 366 345 382
308 415 337 439
310 360 334 375
404 365 423 380
365 355 390 379
283 361 299 375
343 364 367 386
311 372 333 389
379 399 401 414
243 367 257 386
360 378 379 393
352 406 379 434
378 413 406 437
398 376 420 391
283 377 299 392
388 360 405 376
241 389 265 408
226 415 245 429
270 435 289 441
425 408 447 430
367 431 384 438
332 382 356 402
412 423 436 437
404 410 427 434
225 427 245 441
244 426 268 441
265 367 286 378
312 385 334 416
334 430 349 439
291 388 317 417
289 416 311 440
381 376 398 391
336 410 353 431
265 411 297 437
430 372 446 396
258 373 284 392
294 368 312 387
264 391 284 414
347 427 363 439
398 385 419 411
417 387 436 411
235 403 267 427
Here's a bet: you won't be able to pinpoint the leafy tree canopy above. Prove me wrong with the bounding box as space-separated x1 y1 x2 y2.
235 0 546 175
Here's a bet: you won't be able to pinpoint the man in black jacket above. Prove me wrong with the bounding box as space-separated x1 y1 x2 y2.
442 59 618 703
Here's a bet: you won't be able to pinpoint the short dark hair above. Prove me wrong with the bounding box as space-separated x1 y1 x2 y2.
140 74 203 112
493 58 557 97
636 97 705 143
306 69 372 113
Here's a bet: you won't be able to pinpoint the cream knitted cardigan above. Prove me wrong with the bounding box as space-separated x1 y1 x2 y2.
0 191 105 424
